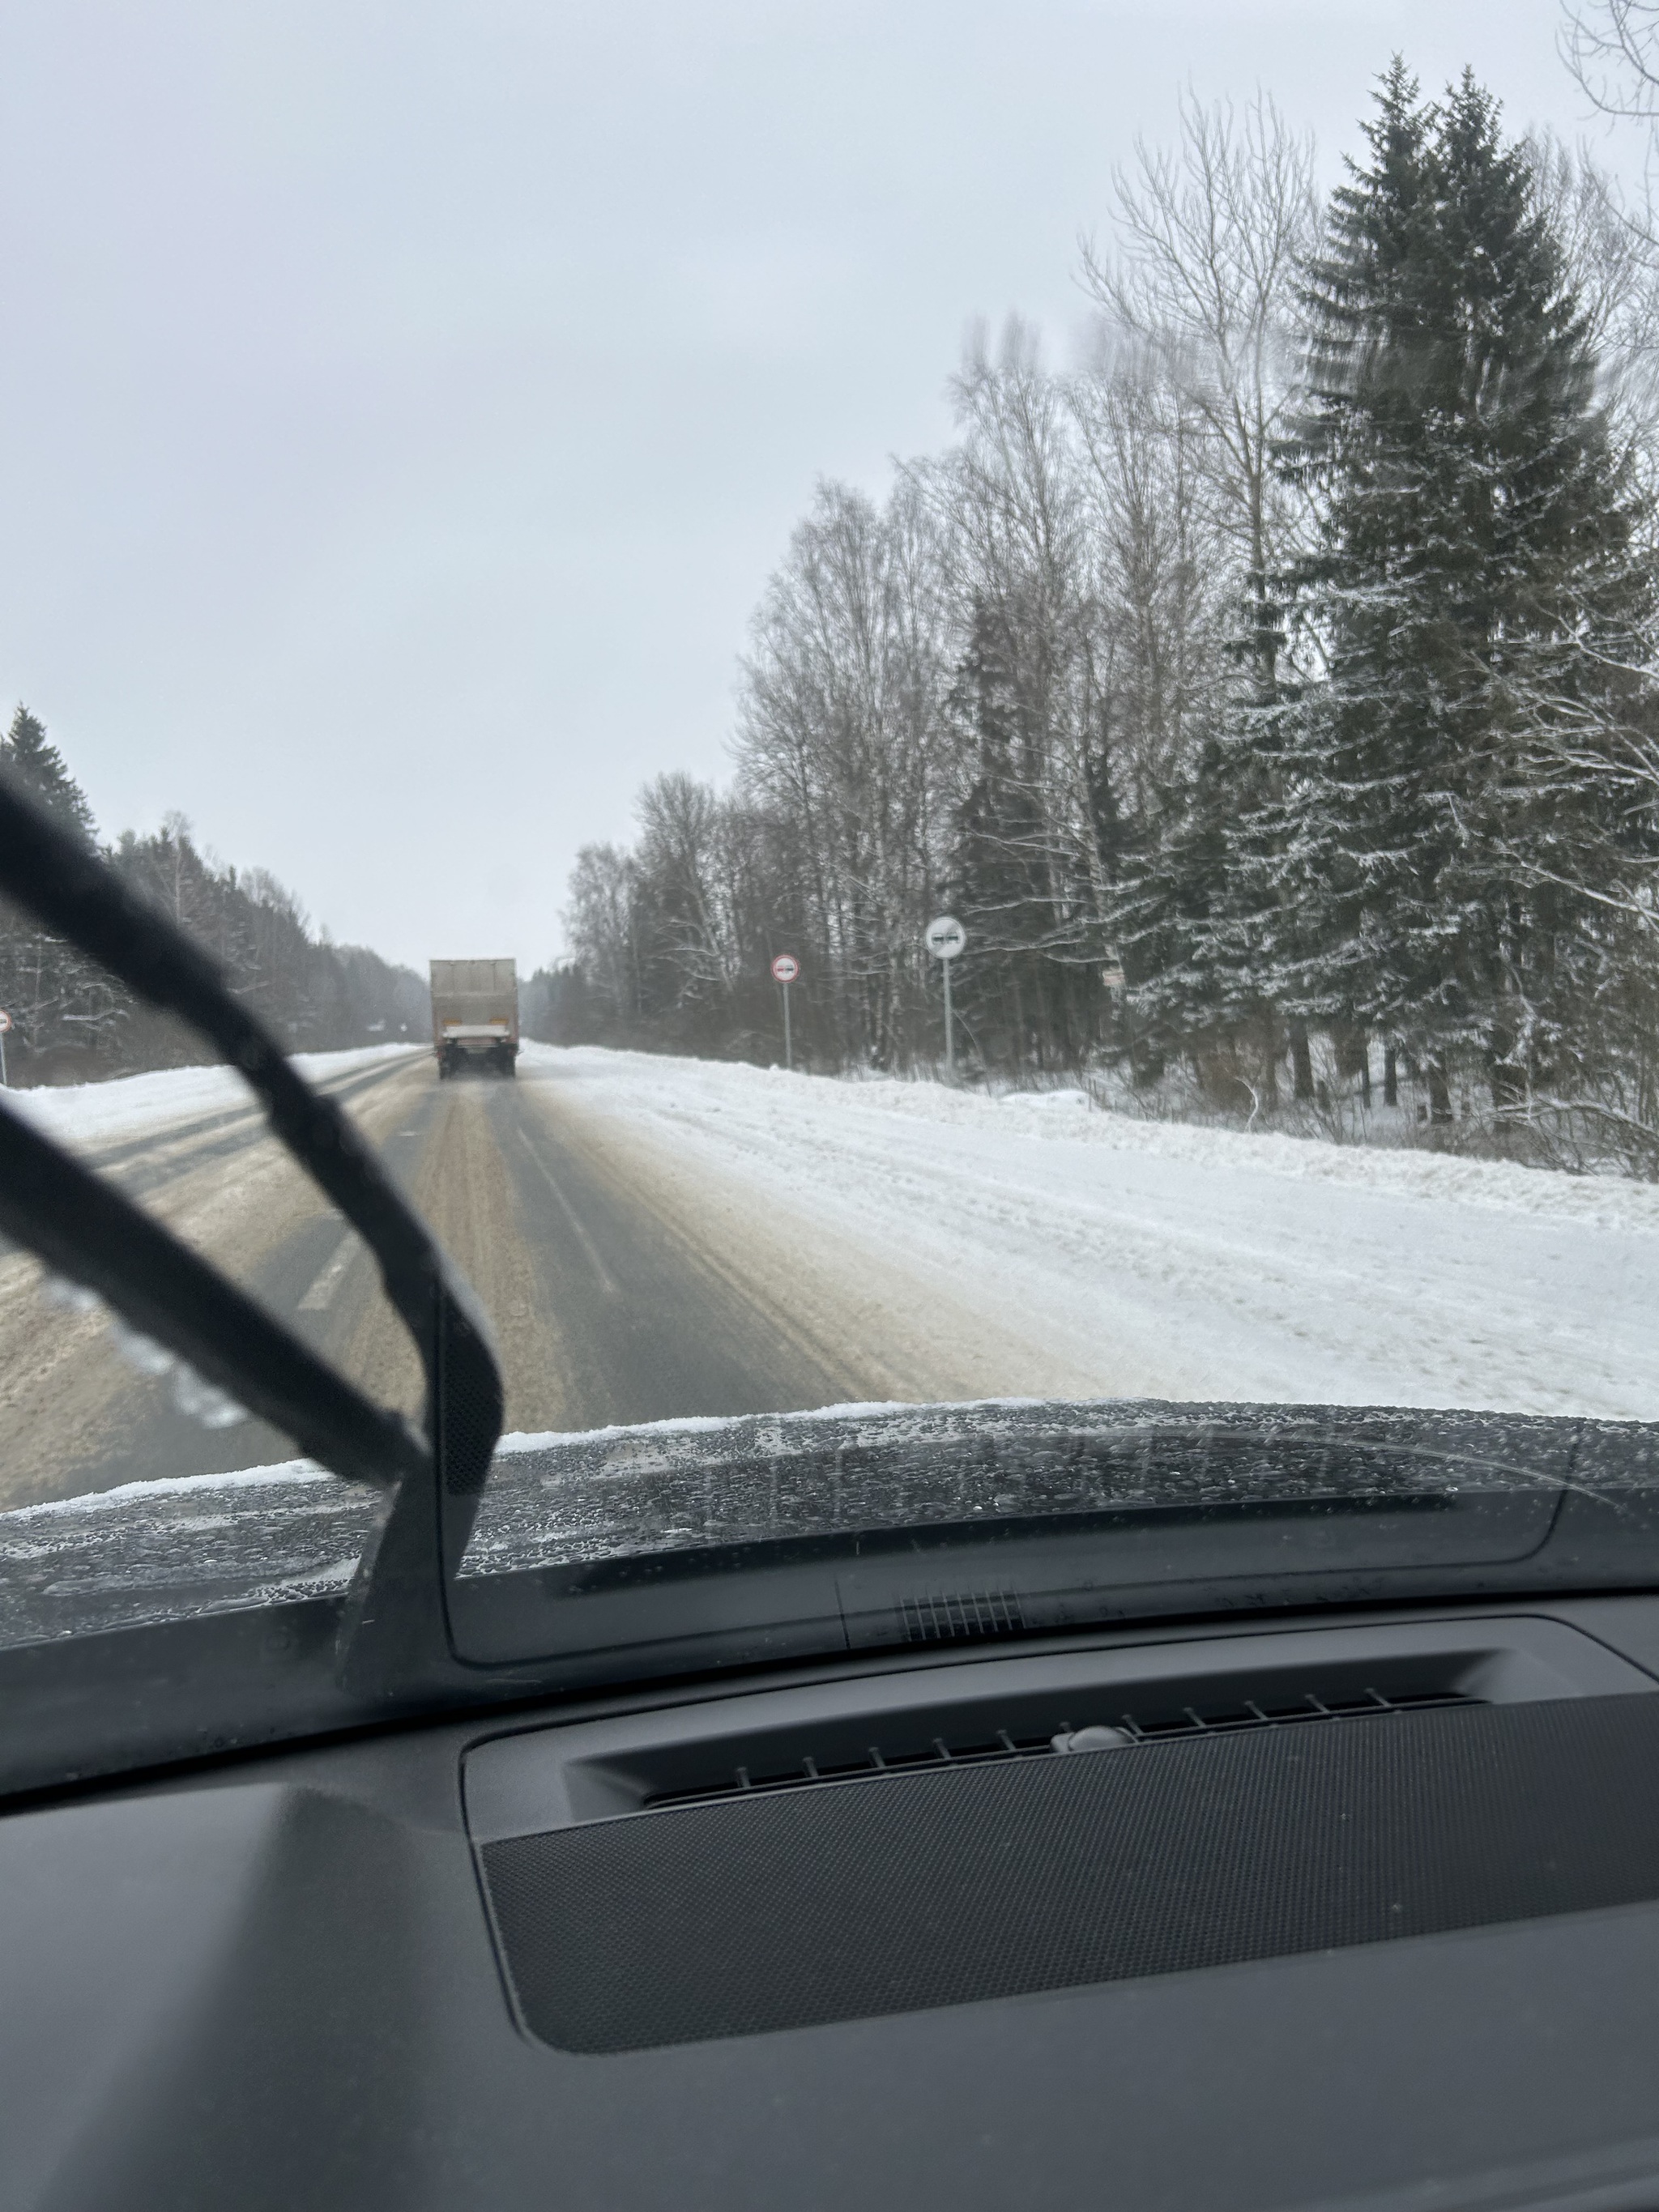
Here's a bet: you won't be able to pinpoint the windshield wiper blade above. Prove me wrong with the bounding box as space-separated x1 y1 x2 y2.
0 1102 424 1493
0 772 505 1698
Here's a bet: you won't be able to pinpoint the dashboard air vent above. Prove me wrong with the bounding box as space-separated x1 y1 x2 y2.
644 1684 1477 1810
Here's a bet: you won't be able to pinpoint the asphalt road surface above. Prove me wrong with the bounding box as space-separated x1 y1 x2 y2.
0 1051 1101 1510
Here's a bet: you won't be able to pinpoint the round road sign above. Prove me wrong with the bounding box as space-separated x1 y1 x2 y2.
0 1011 14 1034
770 953 800 983
924 914 966 960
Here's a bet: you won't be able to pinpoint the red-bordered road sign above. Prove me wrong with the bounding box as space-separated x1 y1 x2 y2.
0 1011 14 1034
770 954 800 983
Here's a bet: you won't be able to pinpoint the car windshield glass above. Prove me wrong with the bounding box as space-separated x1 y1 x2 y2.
6 7 1659 1713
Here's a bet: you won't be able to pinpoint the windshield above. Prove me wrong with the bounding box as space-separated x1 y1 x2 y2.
6 4 1659 1736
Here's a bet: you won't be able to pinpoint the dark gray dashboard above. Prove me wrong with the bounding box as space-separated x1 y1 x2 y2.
10 1597 1659 2212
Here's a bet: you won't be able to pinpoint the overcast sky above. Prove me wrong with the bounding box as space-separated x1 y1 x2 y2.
0 1 1645 973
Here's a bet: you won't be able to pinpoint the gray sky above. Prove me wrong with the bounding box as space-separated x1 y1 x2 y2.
0 1 1644 973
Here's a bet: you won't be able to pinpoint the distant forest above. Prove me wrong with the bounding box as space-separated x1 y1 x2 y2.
544 65 1659 1172
0 708 427 1083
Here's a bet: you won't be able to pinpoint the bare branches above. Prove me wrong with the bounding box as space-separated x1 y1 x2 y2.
1562 0 1659 118
1526 126 1659 464
1559 2 1659 271
1067 344 1233 814
1079 88 1317 616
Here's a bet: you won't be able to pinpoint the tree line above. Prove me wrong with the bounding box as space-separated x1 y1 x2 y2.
0 708 427 1082
549 63 1659 1168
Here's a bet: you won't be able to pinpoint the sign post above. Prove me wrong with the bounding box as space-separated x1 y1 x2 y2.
0 1009 12 1088
770 954 800 1069
923 915 966 1076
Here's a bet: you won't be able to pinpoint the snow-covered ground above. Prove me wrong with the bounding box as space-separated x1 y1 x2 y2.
11 1038 1659 1425
2 1043 418 1148
526 1044 1659 1421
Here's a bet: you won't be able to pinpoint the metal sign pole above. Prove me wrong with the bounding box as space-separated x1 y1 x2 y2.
770 955 800 1069
923 917 966 1080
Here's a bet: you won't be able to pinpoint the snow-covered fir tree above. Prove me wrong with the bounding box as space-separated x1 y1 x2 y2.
2 706 96 846
1277 63 1658 1119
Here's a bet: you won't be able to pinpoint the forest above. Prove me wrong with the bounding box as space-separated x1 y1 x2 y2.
0 707 427 1083
548 65 1659 1170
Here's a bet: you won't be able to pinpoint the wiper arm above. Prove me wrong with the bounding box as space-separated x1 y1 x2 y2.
0 774 504 1697
0 1103 424 1492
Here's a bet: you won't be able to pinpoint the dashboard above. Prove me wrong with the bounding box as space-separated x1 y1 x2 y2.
9 1594 1659 2211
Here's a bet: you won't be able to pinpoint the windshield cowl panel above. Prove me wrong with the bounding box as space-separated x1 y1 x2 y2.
460 1397 1613 1576
10 1393 1657 1652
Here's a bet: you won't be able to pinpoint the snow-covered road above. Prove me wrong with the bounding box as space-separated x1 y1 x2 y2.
5 1036 1657 1516
6 1037 1657 1638
525 1046 1659 1421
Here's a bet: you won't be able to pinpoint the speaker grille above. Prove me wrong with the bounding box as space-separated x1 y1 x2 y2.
481 1692 1659 2053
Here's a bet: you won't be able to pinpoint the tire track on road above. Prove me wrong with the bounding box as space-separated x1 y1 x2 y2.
511 1054 1114 1410
492 1073 861 1431
0 1042 1090 1515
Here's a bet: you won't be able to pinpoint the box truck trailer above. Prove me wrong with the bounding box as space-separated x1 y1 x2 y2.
430 958 518 1078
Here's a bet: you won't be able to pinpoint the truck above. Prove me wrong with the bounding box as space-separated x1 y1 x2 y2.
429 958 519 1079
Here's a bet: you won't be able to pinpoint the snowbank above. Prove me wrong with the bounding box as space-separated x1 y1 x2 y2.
2 1043 419 1149
827 1064 1659 1232
520 1044 1659 1420
521 1046 1659 1234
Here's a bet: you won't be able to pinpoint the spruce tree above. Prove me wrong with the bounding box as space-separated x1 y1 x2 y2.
1116 582 1307 1105
1281 64 1655 1112
0 709 108 1066
2 706 96 846
1109 738 1243 1094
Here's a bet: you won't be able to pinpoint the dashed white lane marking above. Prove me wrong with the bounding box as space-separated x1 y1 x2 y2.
298 1234 356 1311
516 1125 620 1299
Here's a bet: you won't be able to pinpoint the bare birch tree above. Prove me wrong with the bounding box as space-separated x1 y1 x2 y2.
1080 90 1317 688
736 478 953 1064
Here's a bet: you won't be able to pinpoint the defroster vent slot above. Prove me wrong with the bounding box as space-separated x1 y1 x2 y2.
644 1685 1479 1810
898 1589 1025 1644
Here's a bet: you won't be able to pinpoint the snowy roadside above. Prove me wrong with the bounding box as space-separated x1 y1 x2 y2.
522 1043 1659 1233
1 1042 420 1149
678 1058 1659 1234
523 1044 1659 1421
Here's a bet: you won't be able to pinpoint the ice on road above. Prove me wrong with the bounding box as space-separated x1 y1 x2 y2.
526 1044 1659 1421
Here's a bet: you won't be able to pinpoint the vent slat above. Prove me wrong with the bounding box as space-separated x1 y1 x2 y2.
898 1589 1026 1645
644 1688 1478 1811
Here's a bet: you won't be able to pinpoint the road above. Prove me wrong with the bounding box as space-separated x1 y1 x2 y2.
7 1037 1657 1515
0 1051 1102 1510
